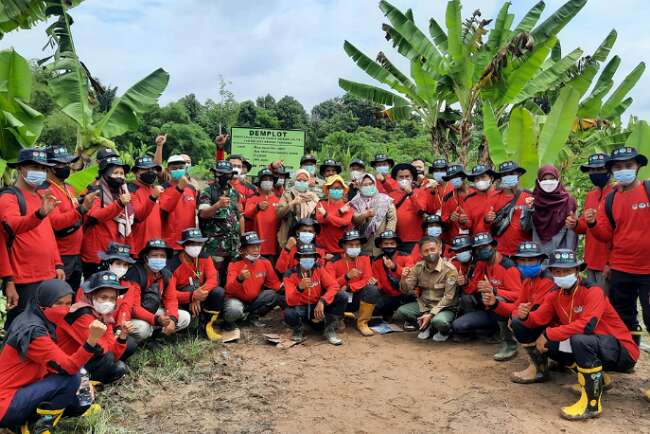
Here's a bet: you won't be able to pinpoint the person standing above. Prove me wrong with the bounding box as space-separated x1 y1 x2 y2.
388 163 427 254
315 175 354 255
370 154 398 194
244 169 281 262
276 169 319 248
128 156 164 257
160 155 197 253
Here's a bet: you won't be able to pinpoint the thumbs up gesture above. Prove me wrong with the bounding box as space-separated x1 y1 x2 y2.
485 206 496 223
584 208 597 225
477 277 493 293
239 267 251 280
565 211 578 229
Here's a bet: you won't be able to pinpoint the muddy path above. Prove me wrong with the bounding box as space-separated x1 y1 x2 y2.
104 311 650 434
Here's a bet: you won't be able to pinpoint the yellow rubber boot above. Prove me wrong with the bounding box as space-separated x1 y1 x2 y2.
643 388 650 402
569 372 613 395
21 406 65 434
561 366 603 420
204 310 222 342
356 302 375 337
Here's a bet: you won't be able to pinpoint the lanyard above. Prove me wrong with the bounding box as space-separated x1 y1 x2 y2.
48 179 76 204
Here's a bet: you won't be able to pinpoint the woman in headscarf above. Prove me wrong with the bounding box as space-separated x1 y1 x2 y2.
276 169 320 247
315 175 354 255
531 165 578 256
349 173 396 256
0 280 107 432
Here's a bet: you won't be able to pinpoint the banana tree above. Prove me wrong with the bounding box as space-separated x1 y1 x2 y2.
42 3 170 164
0 0 84 39
624 118 650 180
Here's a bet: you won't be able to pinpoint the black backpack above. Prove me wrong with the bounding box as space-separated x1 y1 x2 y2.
0 186 27 249
604 180 650 229
124 263 171 314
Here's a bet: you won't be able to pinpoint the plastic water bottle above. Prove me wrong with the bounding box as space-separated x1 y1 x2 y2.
77 368 93 407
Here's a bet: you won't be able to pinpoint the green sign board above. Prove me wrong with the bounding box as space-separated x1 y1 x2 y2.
230 127 305 174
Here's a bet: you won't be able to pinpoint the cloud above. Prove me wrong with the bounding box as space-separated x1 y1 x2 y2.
1 0 648 121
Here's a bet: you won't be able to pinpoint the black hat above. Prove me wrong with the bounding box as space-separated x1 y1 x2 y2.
338 229 367 247
98 155 130 174
133 155 162 171
496 161 526 177
370 154 395 168
422 213 444 229
47 145 79 164
466 164 495 181
211 160 234 174
177 228 208 245
512 241 547 260
240 231 263 246
98 242 135 264
272 164 289 177
391 163 417 180
429 159 448 174
548 249 586 271
290 217 321 236
319 159 343 176
472 232 496 248
227 154 252 172
295 243 321 258
300 154 318 165
84 271 127 295
442 164 466 181
606 146 648 169
374 230 401 247
8 148 54 168
96 148 118 162
580 153 609 173
242 158 252 173
349 159 366 169
140 239 173 259
451 235 473 252
255 168 274 186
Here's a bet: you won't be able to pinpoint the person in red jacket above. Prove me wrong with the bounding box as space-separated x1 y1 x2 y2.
565 153 613 293
48 271 134 385
0 280 107 433
167 228 225 341
1 148 65 329
224 232 282 330
244 169 281 260
95 242 138 330
325 230 380 336
315 175 353 255
370 154 397 194
424 159 451 215
481 242 555 384
449 234 475 297
125 239 191 342
462 164 496 235
227 154 257 214
371 231 414 318
511 249 639 420
452 232 522 361
81 155 132 278
283 244 347 345
484 161 534 256
409 214 451 263
275 218 330 275
389 163 427 253
128 156 164 256
160 155 198 252
440 164 471 242
44 145 96 291
589 147 650 350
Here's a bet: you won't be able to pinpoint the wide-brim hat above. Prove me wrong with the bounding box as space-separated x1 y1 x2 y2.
391 163 417 180
83 271 127 295
290 218 321 236
211 160 234 174
496 161 526 178
133 156 162 171
605 146 648 169
548 249 586 271
47 146 80 164
349 159 366 169
442 164 466 182
8 148 55 168
98 242 136 264
450 235 473 252
139 239 174 259
177 228 208 245
255 168 275 186
472 232 497 248
370 154 395 167
319 159 343 176
511 241 547 260
295 244 321 258
338 230 367 247
466 164 496 181
241 231 263 246
99 156 130 174
323 174 349 192
300 154 318 165
579 153 609 173
374 230 401 247
429 159 448 174
421 213 445 229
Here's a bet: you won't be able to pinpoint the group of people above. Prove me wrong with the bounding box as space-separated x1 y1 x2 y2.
0 133 648 431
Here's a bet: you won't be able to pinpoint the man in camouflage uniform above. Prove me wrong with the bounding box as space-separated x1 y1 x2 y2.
198 160 243 286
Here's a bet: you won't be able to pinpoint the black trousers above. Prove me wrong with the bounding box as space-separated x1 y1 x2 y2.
374 293 416 318
284 292 348 329
344 285 381 312
62 255 83 291
511 317 636 371
5 282 41 330
608 270 650 333
179 287 226 315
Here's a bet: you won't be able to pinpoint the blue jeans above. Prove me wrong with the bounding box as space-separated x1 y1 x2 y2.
0 374 81 427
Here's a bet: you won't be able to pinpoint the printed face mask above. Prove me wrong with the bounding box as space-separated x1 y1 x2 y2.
24 170 47 187
350 170 363 180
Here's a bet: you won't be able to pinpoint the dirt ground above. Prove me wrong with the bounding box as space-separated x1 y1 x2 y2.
105 311 650 434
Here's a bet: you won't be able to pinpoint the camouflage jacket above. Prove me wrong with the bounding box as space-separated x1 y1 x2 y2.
198 182 241 257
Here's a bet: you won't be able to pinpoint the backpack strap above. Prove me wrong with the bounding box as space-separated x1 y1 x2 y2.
442 191 454 203
127 183 140 194
0 186 27 250
394 192 412 209
604 189 617 229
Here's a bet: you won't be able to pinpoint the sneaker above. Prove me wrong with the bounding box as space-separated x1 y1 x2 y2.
432 332 450 342
249 317 266 328
291 328 304 343
417 326 432 340
403 322 417 332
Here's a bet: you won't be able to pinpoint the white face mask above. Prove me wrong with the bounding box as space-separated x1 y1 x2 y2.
260 180 274 191
184 245 203 258
553 273 577 289
398 179 411 189
109 264 128 279
475 180 491 191
93 300 116 315
245 254 260 262
350 170 363 180
539 179 559 193
232 167 242 178
346 247 361 258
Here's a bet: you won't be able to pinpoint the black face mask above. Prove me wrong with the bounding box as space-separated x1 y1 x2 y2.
106 175 125 190
139 171 157 185
53 166 71 180
475 246 495 262
589 172 610 188
217 175 231 190
382 247 397 257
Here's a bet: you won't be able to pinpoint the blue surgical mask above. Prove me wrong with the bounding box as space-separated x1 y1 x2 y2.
303 165 316 175
518 263 542 279
148 257 166 272
456 250 472 263
346 247 361 258
24 170 47 187
553 273 577 289
329 188 344 200
171 169 186 180
376 166 389 175
427 226 442 237
612 169 637 186
500 174 519 189
299 258 316 270
432 171 446 183
298 232 314 244
450 177 463 189
294 181 308 192
360 185 377 197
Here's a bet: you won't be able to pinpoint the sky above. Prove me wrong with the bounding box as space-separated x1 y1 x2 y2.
2 0 650 120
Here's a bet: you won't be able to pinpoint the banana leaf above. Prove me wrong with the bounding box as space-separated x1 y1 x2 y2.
530 0 587 44
428 18 447 51
411 60 437 105
0 0 84 39
482 102 507 164
338 78 409 107
578 55 620 118
591 30 617 63
513 1 546 35
485 2 511 55
601 62 646 118
504 107 538 188
537 84 581 166
445 0 463 62
66 164 97 194
625 120 650 179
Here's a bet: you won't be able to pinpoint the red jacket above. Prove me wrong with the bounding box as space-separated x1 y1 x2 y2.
0 335 94 421
81 195 127 264
169 254 219 305
371 254 412 297
493 273 556 318
244 194 280 255
315 200 353 254
486 189 532 256
75 281 137 324
0 231 12 279
441 187 473 241
520 280 639 362
574 185 612 272
275 245 328 275
376 176 398 194
389 189 427 242
125 266 180 325
325 255 372 293
43 181 83 256
0 186 62 284
160 183 198 251
128 183 161 256
284 266 340 306
226 258 282 303
590 182 650 274
465 256 522 302
461 189 495 235
424 183 452 215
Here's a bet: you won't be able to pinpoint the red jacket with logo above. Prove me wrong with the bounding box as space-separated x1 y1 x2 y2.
573 185 612 272
42 181 83 256
376 176 398 195
315 200 353 254
125 268 180 325
160 183 198 251
440 187 473 241
275 245 328 275
226 258 282 303
81 194 127 264
465 256 522 302
485 189 532 256
389 189 427 243
461 189 496 235
284 266 340 306
493 273 556 318
244 193 281 255
169 254 219 305
371 253 412 297
326 255 372 293
128 183 161 256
